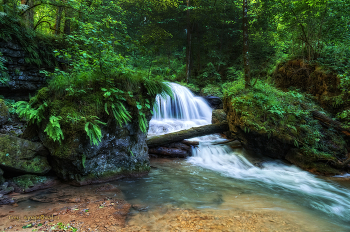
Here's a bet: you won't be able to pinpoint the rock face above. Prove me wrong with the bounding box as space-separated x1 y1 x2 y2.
0 134 51 174
0 40 52 100
0 99 9 126
204 95 223 109
38 116 151 186
212 109 227 124
9 174 59 193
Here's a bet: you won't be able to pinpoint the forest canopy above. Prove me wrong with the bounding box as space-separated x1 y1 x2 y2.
1 0 349 88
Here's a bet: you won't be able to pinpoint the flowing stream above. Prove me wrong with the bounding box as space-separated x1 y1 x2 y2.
122 82 350 231
1 82 349 231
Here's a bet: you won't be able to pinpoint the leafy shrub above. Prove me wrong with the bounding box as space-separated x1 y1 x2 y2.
224 77 346 161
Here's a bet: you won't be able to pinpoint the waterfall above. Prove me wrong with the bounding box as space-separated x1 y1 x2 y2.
148 82 212 136
148 82 350 226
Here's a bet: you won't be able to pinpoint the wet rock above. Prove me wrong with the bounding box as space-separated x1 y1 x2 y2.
0 195 14 205
9 175 59 193
212 109 227 124
204 95 223 109
132 204 149 212
94 183 120 193
38 113 151 186
0 99 9 126
0 134 51 174
167 142 191 151
0 182 14 195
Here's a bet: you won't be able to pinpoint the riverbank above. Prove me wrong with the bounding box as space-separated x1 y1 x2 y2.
1 158 349 232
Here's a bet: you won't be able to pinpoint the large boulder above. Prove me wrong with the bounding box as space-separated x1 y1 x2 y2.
0 134 51 174
224 79 348 175
0 99 9 126
39 116 151 186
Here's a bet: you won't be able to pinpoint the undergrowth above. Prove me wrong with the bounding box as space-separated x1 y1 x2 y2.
15 54 172 147
0 15 58 68
224 77 347 161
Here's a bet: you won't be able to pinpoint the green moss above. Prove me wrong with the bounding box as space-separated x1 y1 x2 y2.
201 84 223 98
0 99 9 117
224 78 347 164
12 174 48 191
0 135 51 174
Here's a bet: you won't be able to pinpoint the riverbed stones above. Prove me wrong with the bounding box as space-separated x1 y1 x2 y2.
0 134 51 174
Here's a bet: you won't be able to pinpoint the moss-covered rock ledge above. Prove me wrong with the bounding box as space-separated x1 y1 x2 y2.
0 134 51 174
223 78 349 175
19 71 171 185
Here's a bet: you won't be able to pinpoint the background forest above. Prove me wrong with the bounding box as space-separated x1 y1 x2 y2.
1 0 349 89
1 0 350 145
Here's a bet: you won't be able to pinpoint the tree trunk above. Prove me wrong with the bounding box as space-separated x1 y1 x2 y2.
63 0 71 35
21 0 34 29
55 6 63 35
146 122 229 147
185 0 192 83
243 0 250 88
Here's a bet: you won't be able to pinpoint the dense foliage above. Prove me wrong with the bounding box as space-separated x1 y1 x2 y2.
1 0 349 145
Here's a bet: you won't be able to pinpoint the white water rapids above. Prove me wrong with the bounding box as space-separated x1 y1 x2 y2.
148 82 350 227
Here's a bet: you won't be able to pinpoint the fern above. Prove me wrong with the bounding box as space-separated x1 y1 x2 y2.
85 119 107 146
15 101 47 125
44 116 64 143
82 154 86 168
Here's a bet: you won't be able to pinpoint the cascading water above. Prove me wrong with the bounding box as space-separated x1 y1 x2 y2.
148 82 350 228
148 82 212 136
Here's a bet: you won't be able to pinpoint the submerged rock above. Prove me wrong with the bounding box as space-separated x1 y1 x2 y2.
0 134 51 174
9 174 59 193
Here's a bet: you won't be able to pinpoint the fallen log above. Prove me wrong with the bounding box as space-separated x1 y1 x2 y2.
301 103 350 136
146 122 229 147
148 147 189 158
181 140 199 146
311 111 350 136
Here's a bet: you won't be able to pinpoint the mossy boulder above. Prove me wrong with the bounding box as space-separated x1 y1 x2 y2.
0 134 51 174
212 109 227 124
223 78 348 175
0 99 9 126
9 174 59 193
38 111 151 185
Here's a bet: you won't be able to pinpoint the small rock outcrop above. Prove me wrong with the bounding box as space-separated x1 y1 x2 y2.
9 174 59 193
204 95 223 109
0 134 51 174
